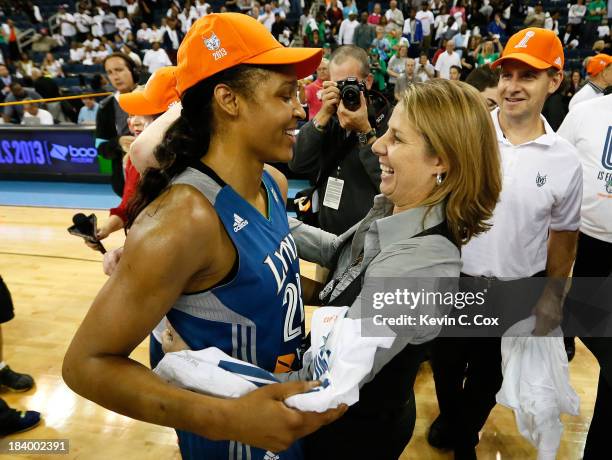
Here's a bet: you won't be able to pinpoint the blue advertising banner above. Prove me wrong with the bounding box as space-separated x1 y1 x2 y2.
0 126 110 179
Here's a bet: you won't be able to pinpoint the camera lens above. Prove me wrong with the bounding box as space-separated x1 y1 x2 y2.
342 86 361 111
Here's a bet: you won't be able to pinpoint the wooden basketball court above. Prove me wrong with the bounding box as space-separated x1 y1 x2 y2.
0 205 597 459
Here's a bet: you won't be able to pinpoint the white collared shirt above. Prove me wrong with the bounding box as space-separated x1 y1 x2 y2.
462 108 583 278
558 94 612 243
569 81 603 111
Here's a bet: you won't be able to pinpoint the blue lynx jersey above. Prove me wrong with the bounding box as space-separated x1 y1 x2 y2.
167 163 305 460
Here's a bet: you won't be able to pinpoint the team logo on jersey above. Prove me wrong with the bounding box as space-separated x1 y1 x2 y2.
264 452 280 460
233 213 248 232
602 126 612 170
606 177 612 194
536 172 547 187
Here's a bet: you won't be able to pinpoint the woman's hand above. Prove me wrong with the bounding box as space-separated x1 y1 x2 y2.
218 382 348 453
102 246 124 276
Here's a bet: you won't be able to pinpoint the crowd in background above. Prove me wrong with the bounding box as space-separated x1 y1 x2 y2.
0 0 610 125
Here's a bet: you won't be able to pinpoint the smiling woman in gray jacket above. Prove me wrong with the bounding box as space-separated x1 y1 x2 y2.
292 79 502 460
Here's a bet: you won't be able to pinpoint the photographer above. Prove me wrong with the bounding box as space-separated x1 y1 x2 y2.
289 45 391 235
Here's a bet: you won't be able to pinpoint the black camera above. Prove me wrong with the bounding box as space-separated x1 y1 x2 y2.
336 77 366 111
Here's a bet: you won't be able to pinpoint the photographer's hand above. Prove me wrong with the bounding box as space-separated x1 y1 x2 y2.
314 81 340 129
337 92 371 134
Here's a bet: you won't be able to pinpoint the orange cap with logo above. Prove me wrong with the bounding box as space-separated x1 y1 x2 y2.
491 28 564 71
118 66 180 115
175 13 323 96
586 54 612 76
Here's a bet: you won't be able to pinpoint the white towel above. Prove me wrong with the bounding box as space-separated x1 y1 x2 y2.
496 316 580 460
154 307 395 412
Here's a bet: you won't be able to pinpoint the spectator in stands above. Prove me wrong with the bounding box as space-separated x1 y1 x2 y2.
442 16 460 42
435 40 461 79
16 52 34 79
23 1 43 26
195 0 211 17
569 53 612 109
372 25 391 61
162 17 183 64
303 58 330 120
69 42 85 63
524 1 546 29
75 5 93 42
569 0 588 36
565 69 584 104
464 64 500 110
416 2 435 52
57 4 77 44
101 4 118 39
434 5 450 44
584 0 608 46
368 3 382 25
31 28 60 54
403 8 423 54
116 9 132 41
178 0 199 33
290 45 391 235
414 52 435 82
487 12 507 41
143 41 172 73
476 38 502 67
450 0 467 26
545 10 561 36
109 0 127 15
0 64 12 101
21 99 53 125
343 0 358 18
96 52 138 196
387 43 409 89
136 22 152 47
328 1 344 38
121 44 142 68
1 19 20 63
393 57 416 100
83 32 101 49
453 23 470 59
150 24 164 44
78 96 99 125
599 18 610 38
338 11 359 45
126 0 139 21
41 52 64 78
449 64 462 81
258 3 275 32
385 0 404 34
459 35 479 80
354 12 375 50
271 12 289 41
30 67 64 122
369 47 387 92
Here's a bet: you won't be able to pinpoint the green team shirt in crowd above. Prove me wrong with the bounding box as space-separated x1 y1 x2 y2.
586 0 606 22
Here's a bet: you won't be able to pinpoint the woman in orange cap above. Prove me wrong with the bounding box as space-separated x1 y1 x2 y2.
63 13 345 460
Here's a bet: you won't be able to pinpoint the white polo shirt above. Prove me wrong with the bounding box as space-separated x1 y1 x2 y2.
558 94 612 243
568 81 603 111
462 108 583 278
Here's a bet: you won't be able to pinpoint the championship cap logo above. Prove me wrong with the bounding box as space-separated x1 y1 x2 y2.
514 30 535 49
204 32 221 51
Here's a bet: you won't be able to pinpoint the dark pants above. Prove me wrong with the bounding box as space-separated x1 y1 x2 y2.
567 232 612 459
431 271 546 448
431 337 503 448
0 276 15 324
305 343 428 459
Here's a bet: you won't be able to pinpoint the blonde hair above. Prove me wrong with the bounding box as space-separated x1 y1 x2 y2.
399 79 502 245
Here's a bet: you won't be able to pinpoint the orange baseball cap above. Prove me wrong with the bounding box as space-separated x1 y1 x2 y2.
118 66 179 115
587 54 612 76
176 13 322 95
491 28 564 71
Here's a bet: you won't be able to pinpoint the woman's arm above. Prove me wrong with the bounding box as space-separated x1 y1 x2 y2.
63 187 344 452
289 217 342 268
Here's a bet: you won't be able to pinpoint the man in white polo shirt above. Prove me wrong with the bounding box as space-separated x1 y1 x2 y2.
568 53 612 110
558 94 612 460
428 28 583 460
